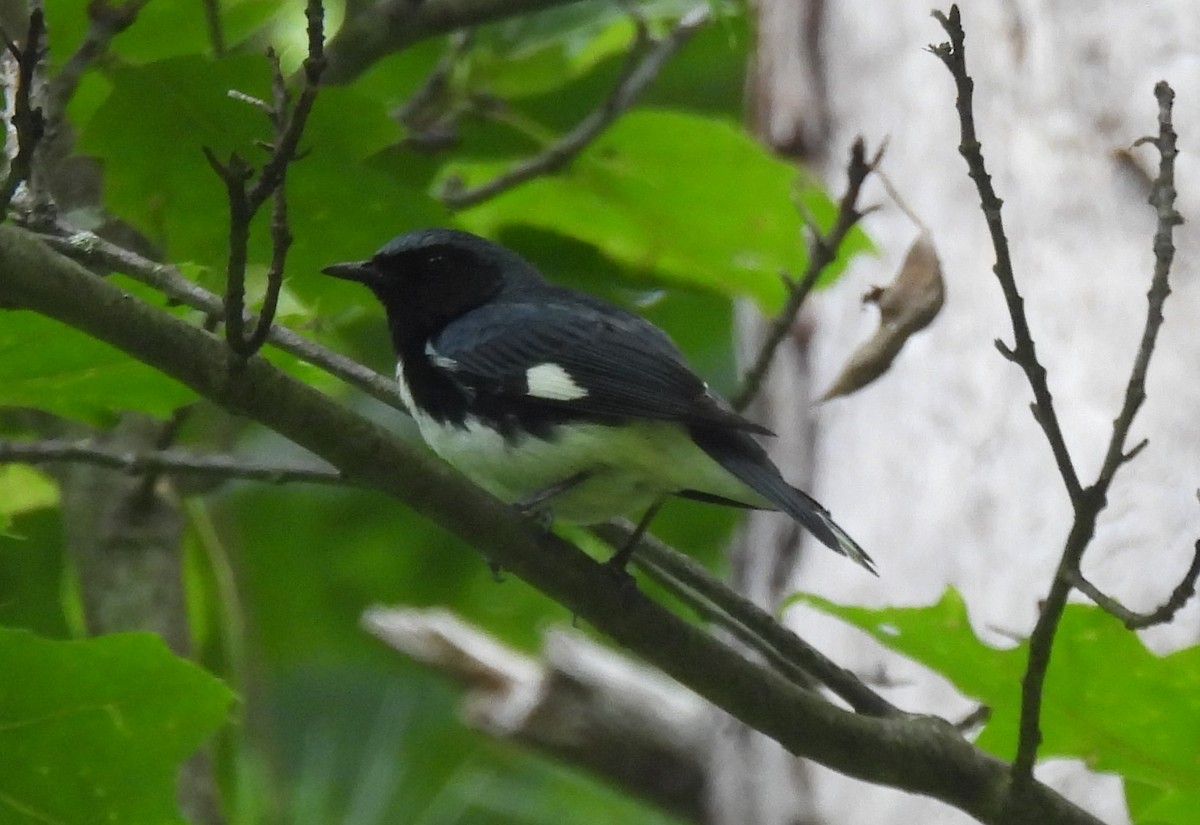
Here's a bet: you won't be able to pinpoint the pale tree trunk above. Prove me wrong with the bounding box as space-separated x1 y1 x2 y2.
711 2 1200 824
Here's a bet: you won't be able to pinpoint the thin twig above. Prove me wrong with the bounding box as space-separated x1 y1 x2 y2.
202 0 226 56
630 545 823 695
732 137 881 411
208 0 326 358
441 6 709 209
877 167 931 236
38 226 407 412
591 521 901 717
204 149 255 352
929 7 1082 505
245 162 292 352
1069 541 1200 629
1099 81 1183 486
0 9 46 217
0 439 348 485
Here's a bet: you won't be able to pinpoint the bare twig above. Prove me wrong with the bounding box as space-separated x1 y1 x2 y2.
204 148 255 351
1011 79 1183 788
441 6 709 209
38 225 407 411
930 8 1082 505
1 9 46 217
932 5 1187 798
612 530 824 696
208 0 326 358
591 521 901 717
245 151 292 353
732 137 881 411
1101 82 1183 485
0 438 347 486
1069 541 1200 629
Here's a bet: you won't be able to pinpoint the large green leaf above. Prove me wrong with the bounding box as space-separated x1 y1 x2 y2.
798 590 1200 824
0 310 195 422
0 628 234 825
453 109 848 312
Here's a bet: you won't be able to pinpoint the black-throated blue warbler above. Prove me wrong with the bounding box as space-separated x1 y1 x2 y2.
322 229 873 574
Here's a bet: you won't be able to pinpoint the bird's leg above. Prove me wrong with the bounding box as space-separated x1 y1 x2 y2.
606 496 667 573
513 469 593 527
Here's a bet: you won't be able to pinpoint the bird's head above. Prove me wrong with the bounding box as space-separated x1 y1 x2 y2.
322 228 543 328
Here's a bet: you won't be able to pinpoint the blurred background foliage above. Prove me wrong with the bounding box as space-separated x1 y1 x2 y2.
2 0 847 822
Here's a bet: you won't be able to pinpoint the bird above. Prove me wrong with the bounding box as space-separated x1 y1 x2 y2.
321 228 874 574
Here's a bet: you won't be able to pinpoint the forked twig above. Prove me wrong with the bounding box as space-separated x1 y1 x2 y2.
207 0 327 358
931 5 1193 798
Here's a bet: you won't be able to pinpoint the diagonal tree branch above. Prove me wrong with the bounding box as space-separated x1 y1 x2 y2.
0 223 1109 825
323 0 588 84
440 6 710 210
593 521 899 717
0 439 346 486
38 225 406 411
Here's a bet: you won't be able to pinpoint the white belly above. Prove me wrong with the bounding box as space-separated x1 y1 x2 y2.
396 364 758 523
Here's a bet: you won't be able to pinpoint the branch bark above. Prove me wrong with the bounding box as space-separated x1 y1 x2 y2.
0 438 345 486
0 224 1110 825
323 0 587 84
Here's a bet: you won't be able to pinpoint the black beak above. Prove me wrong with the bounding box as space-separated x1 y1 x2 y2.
321 260 378 284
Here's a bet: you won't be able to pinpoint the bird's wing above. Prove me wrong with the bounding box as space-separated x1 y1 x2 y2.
428 298 771 434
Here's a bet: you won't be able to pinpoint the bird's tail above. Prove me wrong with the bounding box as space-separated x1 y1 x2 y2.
689 427 876 575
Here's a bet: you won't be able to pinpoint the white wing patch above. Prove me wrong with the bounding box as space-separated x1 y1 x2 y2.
425 340 460 372
525 362 588 401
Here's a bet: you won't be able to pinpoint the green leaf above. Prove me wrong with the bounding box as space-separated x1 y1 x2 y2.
0 628 233 825
0 511 70 638
77 54 443 321
1126 779 1200 825
453 109 843 311
0 466 57 536
76 55 272 262
797 590 1200 824
0 310 195 422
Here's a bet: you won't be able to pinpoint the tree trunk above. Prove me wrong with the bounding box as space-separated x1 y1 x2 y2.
712 2 1200 823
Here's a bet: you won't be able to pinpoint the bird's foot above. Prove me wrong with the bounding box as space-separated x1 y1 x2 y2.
512 501 554 532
